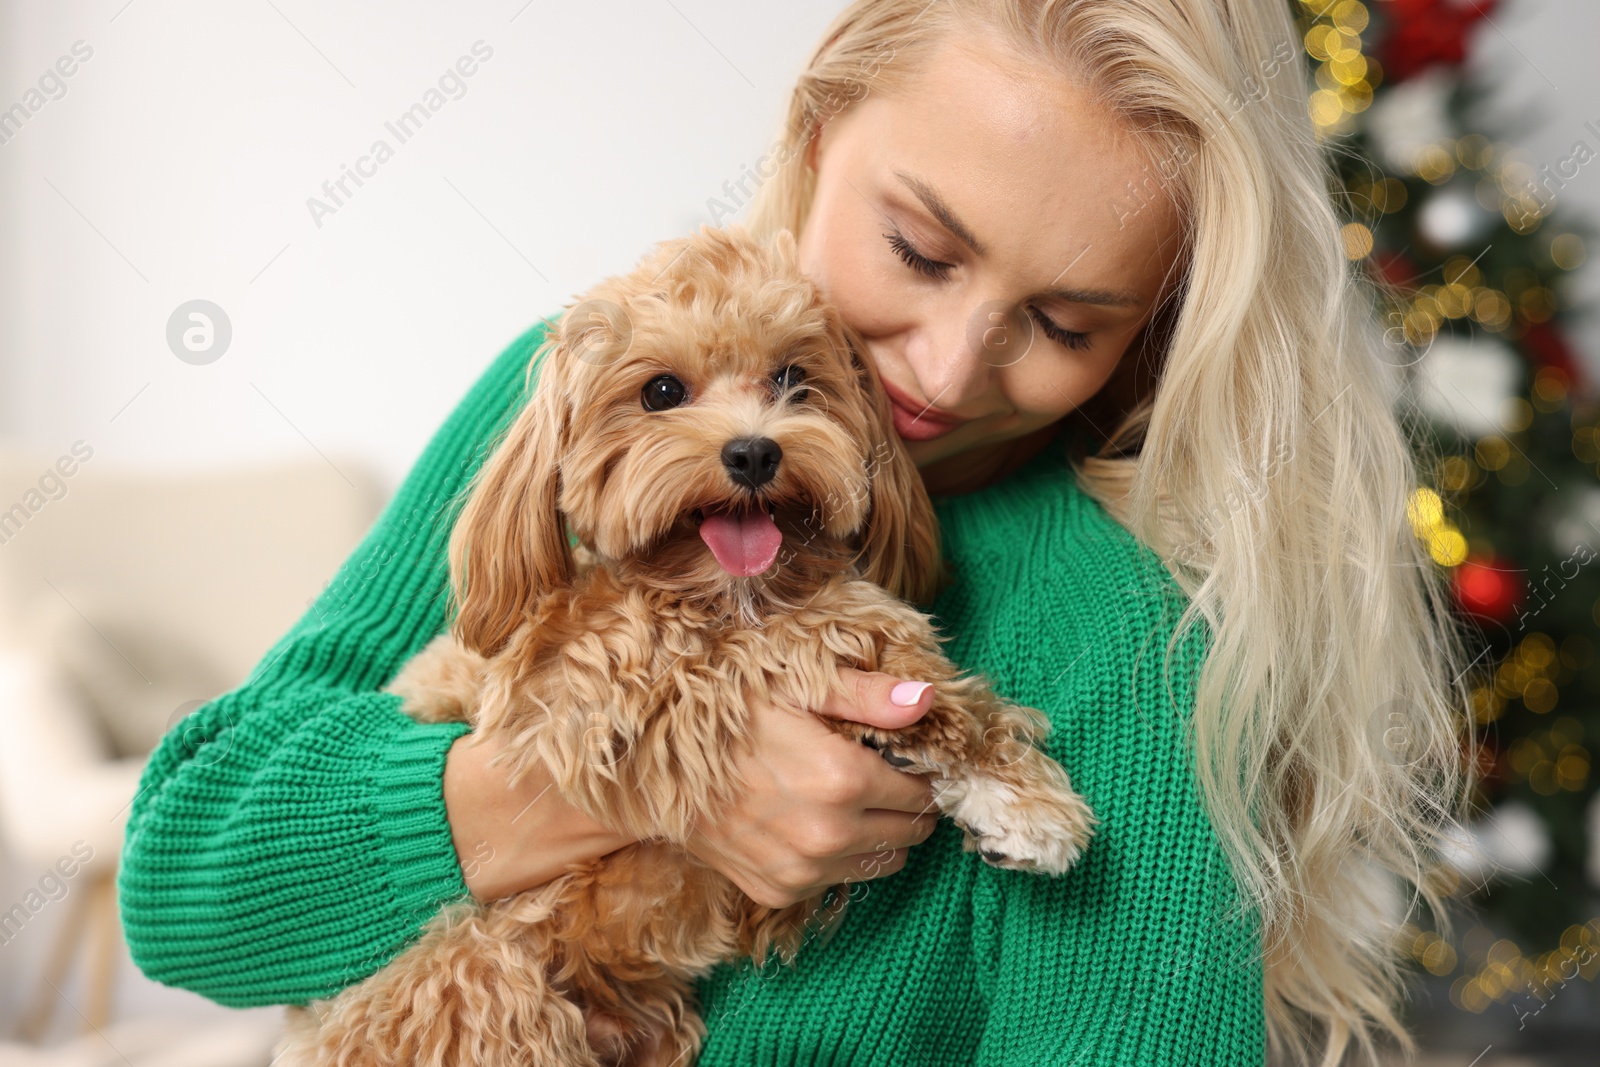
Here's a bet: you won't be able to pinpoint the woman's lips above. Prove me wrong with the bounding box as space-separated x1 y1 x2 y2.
883 383 963 441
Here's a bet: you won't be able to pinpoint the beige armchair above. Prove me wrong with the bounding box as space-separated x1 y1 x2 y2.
0 443 384 1048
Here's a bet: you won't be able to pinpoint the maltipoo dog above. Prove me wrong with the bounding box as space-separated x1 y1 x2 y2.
274 225 1097 1067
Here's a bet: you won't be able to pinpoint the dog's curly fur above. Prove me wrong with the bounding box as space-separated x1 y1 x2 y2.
272 225 1098 1067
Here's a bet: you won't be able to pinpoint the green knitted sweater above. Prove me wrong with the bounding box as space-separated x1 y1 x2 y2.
118 316 1266 1065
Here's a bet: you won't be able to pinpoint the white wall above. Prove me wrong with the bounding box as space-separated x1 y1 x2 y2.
0 0 839 498
0 0 19 437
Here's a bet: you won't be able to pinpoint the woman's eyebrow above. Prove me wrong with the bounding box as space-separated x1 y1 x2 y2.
894 170 988 256
1037 284 1143 309
892 170 1143 309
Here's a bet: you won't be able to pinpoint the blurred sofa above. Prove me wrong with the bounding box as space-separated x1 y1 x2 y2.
0 442 383 1044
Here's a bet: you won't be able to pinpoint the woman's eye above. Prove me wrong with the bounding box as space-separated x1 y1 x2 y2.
771 364 808 401
1027 306 1092 351
642 374 688 411
882 225 1090 350
883 229 953 280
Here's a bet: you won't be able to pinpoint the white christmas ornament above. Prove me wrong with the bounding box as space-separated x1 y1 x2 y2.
1418 182 1497 249
1410 334 1520 437
1437 798 1554 884
1550 485 1600 560
1363 67 1455 173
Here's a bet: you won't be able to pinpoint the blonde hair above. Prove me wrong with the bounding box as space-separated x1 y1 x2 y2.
739 2 1482 1065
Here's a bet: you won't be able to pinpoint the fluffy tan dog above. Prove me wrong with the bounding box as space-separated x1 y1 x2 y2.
273 225 1097 1067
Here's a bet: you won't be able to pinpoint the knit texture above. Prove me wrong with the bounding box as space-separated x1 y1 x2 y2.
118 315 1266 1064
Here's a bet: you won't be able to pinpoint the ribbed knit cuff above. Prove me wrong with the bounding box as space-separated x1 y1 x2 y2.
359 692 475 931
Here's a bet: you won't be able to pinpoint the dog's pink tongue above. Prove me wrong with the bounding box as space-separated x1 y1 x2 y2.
699 509 782 577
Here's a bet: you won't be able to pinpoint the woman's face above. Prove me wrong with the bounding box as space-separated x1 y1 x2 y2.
797 32 1185 495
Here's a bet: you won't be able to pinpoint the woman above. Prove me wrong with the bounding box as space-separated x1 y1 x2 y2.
119 1 1479 1064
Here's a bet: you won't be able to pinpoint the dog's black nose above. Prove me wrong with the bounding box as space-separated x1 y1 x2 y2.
721 436 782 489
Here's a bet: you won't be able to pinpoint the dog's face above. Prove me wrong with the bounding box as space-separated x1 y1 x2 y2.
449 225 944 656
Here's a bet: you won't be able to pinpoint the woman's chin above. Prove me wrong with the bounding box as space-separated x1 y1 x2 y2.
904 431 967 471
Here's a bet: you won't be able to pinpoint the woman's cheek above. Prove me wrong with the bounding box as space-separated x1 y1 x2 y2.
1017 349 1108 420
822 236 903 335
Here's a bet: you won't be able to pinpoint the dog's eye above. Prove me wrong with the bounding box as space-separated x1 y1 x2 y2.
771 364 808 402
642 375 687 412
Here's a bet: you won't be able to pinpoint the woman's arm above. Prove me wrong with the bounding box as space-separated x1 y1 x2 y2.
117 318 562 1007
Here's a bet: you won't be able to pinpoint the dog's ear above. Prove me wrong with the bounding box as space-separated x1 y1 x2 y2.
843 325 950 608
447 328 576 658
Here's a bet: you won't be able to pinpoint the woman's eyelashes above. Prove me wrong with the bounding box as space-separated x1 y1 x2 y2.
884 227 952 279
881 227 1094 352
1026 306 1093 351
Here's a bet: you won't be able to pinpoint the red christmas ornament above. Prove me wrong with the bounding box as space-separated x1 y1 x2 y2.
1370 248 1421 292
1464 733 1504 795
1376 0 1500 83
1519 321 1590 398
1450 553 1523 624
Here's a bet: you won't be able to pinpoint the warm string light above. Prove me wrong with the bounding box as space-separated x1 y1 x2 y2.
1505 712 1589 793
1390 920 1600 1013
1455 928 1600 1013
1564 396 1600 481
1374 166 1581 348
1297 0 1376 135
1406 486 1468 565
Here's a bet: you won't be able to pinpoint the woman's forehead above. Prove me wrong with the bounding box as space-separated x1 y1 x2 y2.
822 39 1185 302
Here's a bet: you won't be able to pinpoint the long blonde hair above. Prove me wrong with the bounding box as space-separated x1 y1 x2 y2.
739 2 1482 1064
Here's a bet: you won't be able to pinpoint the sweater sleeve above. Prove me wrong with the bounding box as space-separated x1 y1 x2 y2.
968 574 1267 1065
117 317 557 1008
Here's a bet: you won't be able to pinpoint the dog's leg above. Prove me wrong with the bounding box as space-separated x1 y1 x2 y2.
576 973 708 1067
790 583 1098 876
625 1010 703 1067
271 1005 323 1066
927 688 1098 874
281 895 609 1067
874 667 1098 875
839 667 1096 874
384 632 489 725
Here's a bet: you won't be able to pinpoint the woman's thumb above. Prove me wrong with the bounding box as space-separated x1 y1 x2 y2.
824 668 933 728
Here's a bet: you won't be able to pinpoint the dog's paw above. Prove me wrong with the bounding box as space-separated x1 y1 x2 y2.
938 772 1096 875
858 734 928 772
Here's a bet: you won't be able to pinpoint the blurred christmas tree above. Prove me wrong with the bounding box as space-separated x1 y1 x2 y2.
1292 0 1600 1018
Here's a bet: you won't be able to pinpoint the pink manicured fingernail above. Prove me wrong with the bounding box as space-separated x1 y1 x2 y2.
890 681 932 707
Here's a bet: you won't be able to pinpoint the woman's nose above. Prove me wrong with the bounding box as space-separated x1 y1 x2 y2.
908 307 1000 412
966 300 1037 370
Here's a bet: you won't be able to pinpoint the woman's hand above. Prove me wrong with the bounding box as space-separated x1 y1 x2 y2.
684 668 940 909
